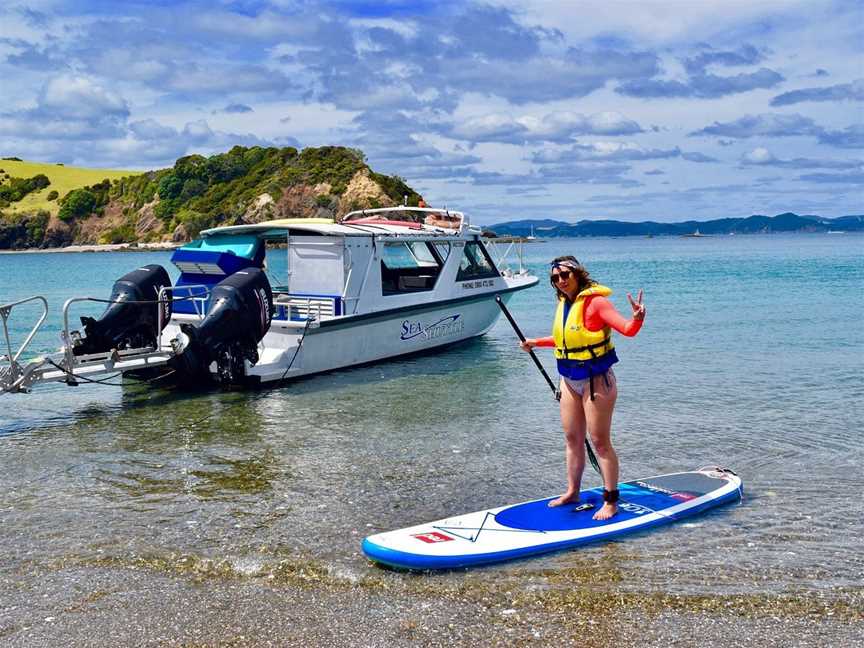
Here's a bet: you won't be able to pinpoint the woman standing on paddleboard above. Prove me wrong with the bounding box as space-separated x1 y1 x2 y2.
520 256 645 520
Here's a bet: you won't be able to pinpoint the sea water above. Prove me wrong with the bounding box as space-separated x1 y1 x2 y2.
0 234 862 602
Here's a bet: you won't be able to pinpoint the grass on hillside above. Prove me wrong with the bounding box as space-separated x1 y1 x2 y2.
0 159 141 216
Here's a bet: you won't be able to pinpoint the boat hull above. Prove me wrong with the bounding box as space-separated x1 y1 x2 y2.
246 284 531 383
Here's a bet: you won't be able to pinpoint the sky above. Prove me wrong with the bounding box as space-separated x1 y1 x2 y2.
0 1 862 224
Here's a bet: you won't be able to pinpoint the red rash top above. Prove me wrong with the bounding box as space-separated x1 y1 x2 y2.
533 296 643 347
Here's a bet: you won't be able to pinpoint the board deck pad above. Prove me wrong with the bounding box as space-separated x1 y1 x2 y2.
362 469 742 570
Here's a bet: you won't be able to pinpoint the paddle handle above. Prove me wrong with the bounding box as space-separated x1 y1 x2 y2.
495 295 603 479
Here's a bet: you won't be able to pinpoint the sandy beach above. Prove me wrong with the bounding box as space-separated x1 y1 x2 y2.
0 242 180 255
2 558 861 648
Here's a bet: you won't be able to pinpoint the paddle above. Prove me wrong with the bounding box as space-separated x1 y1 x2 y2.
495 295 603 477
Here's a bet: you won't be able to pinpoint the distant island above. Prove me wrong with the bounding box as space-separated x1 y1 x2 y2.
487 213 864 238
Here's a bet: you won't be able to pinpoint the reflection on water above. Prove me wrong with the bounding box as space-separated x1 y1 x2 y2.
1 235 863 606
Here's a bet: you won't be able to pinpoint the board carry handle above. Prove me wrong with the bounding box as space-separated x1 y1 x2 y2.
495 295 603 478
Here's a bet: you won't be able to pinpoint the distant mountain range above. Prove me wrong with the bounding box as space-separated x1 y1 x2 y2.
487 212 864 237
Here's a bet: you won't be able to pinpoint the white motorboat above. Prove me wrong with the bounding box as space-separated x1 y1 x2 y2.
1 207 537 393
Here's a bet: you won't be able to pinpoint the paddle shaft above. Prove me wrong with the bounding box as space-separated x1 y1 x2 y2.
495 295 603 478
495 296 557 393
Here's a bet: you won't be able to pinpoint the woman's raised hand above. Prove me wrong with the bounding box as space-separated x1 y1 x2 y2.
627 289 646 320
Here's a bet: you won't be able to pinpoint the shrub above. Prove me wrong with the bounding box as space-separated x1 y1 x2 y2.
0 173 52 203
180 178 207 201
153 197 180 221
157 173 183 200
25 211 50 246
103 223 137 244
46 190 59 201
58 188 97 221
175 208 212 238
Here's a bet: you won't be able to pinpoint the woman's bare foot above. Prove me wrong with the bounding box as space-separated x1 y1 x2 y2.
592 502 617 520
548 491 579 507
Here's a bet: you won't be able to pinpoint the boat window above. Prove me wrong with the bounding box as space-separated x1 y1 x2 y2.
431 242 451 263
456 241 499 281
264 238 290 291
381 241 442 295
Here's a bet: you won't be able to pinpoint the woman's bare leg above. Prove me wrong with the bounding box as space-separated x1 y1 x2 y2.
584 371 619 520
548 379 587 507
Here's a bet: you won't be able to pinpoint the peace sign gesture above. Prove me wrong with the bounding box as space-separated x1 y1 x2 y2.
627 289 646 321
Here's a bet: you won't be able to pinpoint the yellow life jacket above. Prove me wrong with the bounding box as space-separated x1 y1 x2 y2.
552 284 615 362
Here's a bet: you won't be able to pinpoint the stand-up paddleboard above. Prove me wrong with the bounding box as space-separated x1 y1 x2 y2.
363 467 742 570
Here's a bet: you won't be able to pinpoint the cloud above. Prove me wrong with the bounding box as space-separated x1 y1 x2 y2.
219 103 254 114
681 152 718 163
529 143 718 164
741 147 863 169
2 39 63 70
798 171 864 184
129 119 177 140
447 4 545 62
530 142 679 163
38 75 128 121
615 43 782 99
682 44 763 75
468 162 640 188
617 68 783 99
443 111 643 145
440 48 659 104
0 75 130 140
690 113 822 138
817 124 864 149
167 64 295 95
771 79 864 106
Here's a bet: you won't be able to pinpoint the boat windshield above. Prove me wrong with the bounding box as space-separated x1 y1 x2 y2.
185 234 260 259
456 241 499 281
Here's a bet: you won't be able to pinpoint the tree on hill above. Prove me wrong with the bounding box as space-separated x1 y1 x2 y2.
58 188 97 221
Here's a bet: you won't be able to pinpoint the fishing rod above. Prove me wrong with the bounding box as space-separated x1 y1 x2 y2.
495 295 602 477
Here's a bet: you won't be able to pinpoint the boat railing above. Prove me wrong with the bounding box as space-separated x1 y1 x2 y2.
343 207 466 232
484 238 526 276
273 293 338 323
0 295 49 392
1 285 214 394
157 284 210 331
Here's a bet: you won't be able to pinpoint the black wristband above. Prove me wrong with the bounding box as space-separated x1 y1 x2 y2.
603 489 619 503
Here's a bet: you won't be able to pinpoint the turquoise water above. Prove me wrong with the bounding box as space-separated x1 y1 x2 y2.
0 234 862 602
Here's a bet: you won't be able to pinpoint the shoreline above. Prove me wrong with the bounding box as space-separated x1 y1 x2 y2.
0 242 181 255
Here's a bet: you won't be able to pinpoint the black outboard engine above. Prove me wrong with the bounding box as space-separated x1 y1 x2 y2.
73 264 173 356
169 268 273 385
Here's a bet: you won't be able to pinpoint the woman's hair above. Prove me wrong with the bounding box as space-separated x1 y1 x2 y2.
550 255 594 300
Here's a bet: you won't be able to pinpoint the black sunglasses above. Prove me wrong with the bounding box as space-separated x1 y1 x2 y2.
550 270 573 284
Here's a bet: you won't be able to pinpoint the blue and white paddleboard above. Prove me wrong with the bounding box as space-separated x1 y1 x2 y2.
363 467 742 570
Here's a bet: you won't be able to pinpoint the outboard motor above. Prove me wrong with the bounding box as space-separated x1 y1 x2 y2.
169 268 273 385
72 264 173 356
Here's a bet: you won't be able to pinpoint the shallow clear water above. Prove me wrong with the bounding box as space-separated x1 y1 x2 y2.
1 234 862 600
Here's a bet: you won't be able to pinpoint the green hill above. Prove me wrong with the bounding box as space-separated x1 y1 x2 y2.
0 147 421 249
0 158 139 216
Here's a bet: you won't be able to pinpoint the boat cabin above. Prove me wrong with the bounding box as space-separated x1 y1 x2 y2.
169 208 504 324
